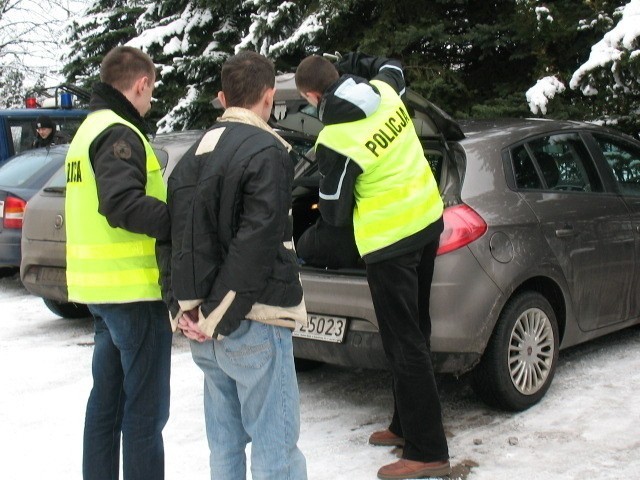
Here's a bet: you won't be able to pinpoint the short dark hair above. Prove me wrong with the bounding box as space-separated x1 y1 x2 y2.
100 46 156 91
295 55 339 94
221 51 275 108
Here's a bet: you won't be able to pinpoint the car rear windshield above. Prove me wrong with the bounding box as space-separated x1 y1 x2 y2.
45 166 66 189
0 149 64 187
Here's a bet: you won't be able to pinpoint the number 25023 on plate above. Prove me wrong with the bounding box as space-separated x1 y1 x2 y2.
293 314 347 343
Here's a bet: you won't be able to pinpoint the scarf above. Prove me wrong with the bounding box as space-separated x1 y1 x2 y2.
217 107 291 152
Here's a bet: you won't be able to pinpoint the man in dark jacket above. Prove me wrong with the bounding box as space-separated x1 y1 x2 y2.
65 46 172 480
162 51 307 479
296 53 450 479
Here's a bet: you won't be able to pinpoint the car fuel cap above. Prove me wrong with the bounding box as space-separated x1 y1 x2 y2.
489 232 514 263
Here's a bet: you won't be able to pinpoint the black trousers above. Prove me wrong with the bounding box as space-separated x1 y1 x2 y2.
366 239 449 462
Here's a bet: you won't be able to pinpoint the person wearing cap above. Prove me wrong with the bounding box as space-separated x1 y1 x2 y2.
33 115 56 148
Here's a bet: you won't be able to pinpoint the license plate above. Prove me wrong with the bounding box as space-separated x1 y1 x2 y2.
0 200 4 218
293 314 347 343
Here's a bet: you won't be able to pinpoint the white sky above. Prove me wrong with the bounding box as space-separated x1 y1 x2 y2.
2 272 640 479
0 0 89 87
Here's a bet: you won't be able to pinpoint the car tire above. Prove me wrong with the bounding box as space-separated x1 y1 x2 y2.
470 291 559 411
43 299 90 319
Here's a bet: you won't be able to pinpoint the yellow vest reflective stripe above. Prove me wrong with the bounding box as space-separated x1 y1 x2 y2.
316 80 443 255
65 109 166 303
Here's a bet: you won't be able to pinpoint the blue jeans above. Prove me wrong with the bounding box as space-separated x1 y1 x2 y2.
83 301 172 480
190 320 307 480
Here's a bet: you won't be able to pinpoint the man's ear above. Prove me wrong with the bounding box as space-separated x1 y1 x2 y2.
264 87 275 107
134 76 150 95
301 90 322 108
217 91 227 109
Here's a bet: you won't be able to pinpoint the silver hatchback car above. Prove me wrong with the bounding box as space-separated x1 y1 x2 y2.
289 115 640 411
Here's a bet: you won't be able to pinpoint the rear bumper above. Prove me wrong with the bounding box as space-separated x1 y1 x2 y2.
20 238 67 302
293 329 481 373
296 247 503 374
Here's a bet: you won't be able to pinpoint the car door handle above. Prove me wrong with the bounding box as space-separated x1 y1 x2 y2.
555 226 576 238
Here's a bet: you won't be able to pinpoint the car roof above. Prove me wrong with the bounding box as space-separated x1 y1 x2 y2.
457 118 622 150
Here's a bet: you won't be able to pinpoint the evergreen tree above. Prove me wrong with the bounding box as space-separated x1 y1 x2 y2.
568 1 639 134
236 0 325 71
62 0 150 88
57 0 639 135
126 0 254 131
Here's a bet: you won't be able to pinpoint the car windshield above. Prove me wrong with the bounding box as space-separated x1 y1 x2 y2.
0 148 64 187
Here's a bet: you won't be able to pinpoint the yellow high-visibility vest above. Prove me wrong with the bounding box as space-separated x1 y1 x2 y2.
65 109 166 303
316 80 443 256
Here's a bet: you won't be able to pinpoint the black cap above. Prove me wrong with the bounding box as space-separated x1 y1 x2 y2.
36 115 55 129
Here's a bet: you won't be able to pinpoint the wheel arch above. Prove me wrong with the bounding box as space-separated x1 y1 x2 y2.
510 276 566 346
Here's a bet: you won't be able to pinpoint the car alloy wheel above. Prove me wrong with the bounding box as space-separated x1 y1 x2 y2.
470 291 560 411
508 307 555 396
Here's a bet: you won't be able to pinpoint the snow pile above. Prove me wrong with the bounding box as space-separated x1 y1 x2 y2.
535 6 553 25
526 76 566 115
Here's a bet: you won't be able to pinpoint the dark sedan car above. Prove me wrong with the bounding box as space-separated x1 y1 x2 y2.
0 146 68 267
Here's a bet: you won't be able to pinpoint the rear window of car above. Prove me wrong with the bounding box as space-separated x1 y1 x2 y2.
0 149 64 187
45 166 66 189
511 133 602 192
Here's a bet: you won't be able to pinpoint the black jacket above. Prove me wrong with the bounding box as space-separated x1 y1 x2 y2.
87 82 169 242
316 53 443 263
162 119 303 337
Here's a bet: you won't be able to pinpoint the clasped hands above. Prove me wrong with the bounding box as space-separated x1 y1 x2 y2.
177 307 209 343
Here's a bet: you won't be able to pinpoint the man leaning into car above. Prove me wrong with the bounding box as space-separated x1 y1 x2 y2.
295 53 451 479
64 46 172 480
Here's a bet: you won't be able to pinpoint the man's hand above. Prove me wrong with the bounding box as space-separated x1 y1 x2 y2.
322 51 342 62
178 308 209 342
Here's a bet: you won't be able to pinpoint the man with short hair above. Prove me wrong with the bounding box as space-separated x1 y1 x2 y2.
295 53 450 480
162 50 308 480
65 45 172 480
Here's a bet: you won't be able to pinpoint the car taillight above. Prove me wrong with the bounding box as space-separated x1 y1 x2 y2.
437 204 487 256
3 196 26 229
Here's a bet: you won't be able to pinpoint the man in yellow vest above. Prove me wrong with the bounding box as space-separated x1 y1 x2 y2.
295 53 450 479
65 46 172 480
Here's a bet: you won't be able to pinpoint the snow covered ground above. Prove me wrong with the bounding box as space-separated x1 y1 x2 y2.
1 270 639 479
